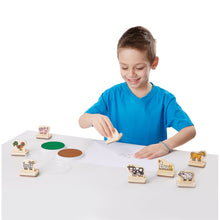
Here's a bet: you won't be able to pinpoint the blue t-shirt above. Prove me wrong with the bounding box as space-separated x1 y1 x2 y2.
86 82 193 146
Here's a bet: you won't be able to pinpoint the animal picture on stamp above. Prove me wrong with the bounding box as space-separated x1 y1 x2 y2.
176 170 196 188
20 159 39 177
11 140 29 156
36 126 52 139
127 164 146 184
188 151 206 168
157 159 175 177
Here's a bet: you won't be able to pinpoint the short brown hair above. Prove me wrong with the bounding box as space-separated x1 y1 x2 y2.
117 26 156 65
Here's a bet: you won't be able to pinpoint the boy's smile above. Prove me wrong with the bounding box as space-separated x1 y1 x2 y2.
118 48 157 98
127 77 141 84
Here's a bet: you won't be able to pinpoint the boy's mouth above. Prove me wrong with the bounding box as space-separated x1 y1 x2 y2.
127 78 141 84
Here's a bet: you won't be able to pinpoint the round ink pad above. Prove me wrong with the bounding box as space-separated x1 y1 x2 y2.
58 148 83 159
41 141 65 150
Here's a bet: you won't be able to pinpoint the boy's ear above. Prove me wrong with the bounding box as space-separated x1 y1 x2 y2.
151 56 159 70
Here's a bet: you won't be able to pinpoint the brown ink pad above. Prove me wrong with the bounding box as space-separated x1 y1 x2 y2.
58 148 84 159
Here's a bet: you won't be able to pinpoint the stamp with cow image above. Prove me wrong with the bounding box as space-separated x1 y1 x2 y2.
188 151 206 168
176 170 196 188
127 164 146 184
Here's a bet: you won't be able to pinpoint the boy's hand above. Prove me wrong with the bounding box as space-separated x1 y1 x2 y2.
91 114 115 138
134 142 170 159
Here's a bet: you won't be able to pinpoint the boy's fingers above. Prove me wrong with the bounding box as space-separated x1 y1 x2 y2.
95 123 106 137
92 115 115 138
135 148 151 159
136 152 153 159
104 117 115 134
103 122 112 138
103 117 115 138
97 117 112 138
147 153 157 159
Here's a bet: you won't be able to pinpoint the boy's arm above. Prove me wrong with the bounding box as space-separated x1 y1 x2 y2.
79 113 115 138
134 125 196 159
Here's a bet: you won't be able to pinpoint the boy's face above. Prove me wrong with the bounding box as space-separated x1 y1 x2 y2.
118 48 153 91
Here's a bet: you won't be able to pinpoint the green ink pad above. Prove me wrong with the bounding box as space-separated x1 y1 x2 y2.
41 141 65 150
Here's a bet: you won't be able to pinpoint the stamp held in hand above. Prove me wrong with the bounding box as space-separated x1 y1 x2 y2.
105 128 123 144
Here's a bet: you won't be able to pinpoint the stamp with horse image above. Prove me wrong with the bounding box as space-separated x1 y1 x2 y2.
190 151 206 161
188 151 206 167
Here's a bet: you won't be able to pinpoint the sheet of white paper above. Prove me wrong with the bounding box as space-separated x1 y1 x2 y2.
79 140 158 172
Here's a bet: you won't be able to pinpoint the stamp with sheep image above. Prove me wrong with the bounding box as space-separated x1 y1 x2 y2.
176 170 196 188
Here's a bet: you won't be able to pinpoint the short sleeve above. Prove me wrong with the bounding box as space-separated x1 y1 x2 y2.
166 97 193 131
85 93 108 115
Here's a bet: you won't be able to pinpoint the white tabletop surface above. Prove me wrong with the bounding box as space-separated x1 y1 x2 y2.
2 131 218 220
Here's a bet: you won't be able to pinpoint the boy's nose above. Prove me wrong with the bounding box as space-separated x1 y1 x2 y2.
128 68 136 77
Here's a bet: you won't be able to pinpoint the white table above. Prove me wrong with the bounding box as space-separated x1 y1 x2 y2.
2 131 218 220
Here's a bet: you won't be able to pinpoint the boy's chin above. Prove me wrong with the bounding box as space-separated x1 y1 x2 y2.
126 80 150 91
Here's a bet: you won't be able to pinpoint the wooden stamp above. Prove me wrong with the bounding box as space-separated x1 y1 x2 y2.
11 140 29 156
176 170 196 188
20 159 39 177
36 126 52 139
105 128 123 144
127 164 146 184
188 151 206 168
157 159 175 177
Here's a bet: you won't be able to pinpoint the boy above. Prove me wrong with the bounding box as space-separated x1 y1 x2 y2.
78 26 196 159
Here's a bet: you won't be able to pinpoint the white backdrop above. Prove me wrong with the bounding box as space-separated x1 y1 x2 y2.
1 0 220 156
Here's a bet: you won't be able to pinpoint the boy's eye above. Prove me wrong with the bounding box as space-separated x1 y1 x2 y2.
121 67 128 70
136 67 145 70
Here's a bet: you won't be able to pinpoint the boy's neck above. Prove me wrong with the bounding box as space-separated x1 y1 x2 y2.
127 82 152 98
